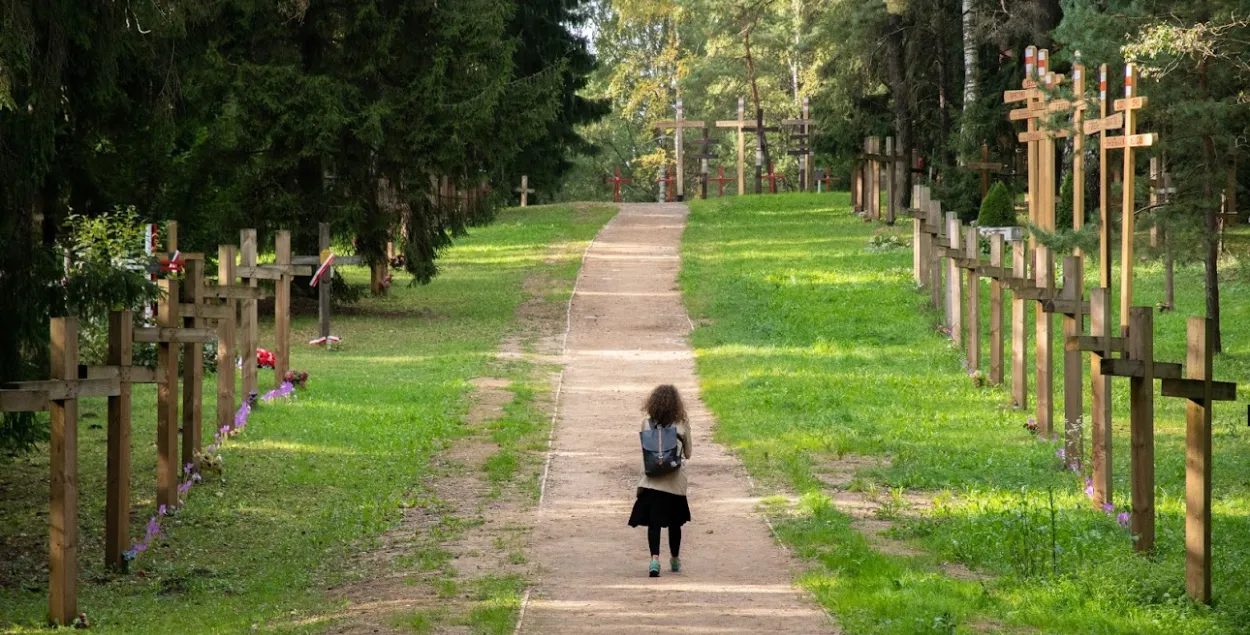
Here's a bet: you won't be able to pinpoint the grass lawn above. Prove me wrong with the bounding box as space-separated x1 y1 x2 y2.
0 204 613 633
681 192 1250 634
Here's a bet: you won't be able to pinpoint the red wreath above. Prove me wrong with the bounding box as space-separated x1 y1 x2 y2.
256 348 275 369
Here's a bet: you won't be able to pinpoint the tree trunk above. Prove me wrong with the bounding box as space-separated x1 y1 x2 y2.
886 15 914 223
960 0 978 119
1198 61 1222 352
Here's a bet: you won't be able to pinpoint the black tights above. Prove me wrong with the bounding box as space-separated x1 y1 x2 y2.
647 525 681 558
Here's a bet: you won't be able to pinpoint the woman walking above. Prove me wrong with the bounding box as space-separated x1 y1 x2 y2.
627 384 693 577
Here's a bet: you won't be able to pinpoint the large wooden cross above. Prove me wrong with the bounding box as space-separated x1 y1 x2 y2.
654 99 705 201
515 175 534 207
606 168 632 203
1105 63 1158 336
714 98 749 195
742 111 781 194
817 167 841 193
688 124 720 199
235 230 311 393
782 97 815 191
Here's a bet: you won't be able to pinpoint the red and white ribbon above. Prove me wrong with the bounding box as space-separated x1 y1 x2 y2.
308 336 342 346
310 253 335 287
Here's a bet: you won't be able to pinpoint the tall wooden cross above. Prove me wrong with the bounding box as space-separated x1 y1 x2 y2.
715 98 748 195
965 142 1007 198
606 168 632 203
1106 63 1158 336
515 175 534 207
292 223 363 349
740 111 780 194
654 99 705 201
782 97 815 191
1082 64 1125 288
688 124 720 199
707 166 735 197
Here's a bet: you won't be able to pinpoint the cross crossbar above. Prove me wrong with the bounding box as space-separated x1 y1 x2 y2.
133 327 218 344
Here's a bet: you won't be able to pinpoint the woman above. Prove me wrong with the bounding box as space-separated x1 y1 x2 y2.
627 384 693 577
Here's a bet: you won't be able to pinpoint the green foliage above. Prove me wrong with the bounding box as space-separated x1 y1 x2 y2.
934 169 983 224
977 182 1018 227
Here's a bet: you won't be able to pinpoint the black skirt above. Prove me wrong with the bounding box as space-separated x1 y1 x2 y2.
628 487 691 528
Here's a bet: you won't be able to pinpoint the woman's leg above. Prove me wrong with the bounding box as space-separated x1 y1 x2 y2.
668 526 681 558
648 525 662 558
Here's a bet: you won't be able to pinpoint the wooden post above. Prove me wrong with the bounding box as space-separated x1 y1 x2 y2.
1098 65 1112 287
181 258 204 468
885 137 897 223
1120 65 1141 335
1185 316 1213 603
675 101 686 201
700 125 710 200
990 235 1005 385
48 317 79 626
274 231 291 388
868 137 882 220
965 227 980 370
156 279 180 509
947 213 962 345
1026 47 1039 250
930 199 944 310
1090 287 1113 506
1036 249 1054 439
516 175 532 207
912 185 924 285
1072 57 1087 257
1128 306 1155 553
852 164 864 211
1012 240 1029 409
803 97 813 190
737 98 746 195
217 245 238 437
1062 256 1084 469
240 230 259 398
318 223 332 342
105 310 132 571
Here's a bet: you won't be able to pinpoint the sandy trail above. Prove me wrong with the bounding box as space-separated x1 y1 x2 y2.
520 203 835 634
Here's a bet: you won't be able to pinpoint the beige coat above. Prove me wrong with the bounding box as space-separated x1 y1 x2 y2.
638 418 693 497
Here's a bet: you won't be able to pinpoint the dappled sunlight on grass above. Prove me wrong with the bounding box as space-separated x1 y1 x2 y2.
683 193 1250 633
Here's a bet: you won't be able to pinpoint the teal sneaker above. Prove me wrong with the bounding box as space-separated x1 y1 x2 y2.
648 559 661 577
670 557 681 573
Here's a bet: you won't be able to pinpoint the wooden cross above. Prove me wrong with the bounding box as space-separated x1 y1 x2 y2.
688 124 720 199
741 110 781 194
707 166 735 197
292 223 363 349
860 137 889 220
764 162 786 194
654 99 705 201
656 166 676 203
965 142 1007 198
817 167 841 193
782 97 815 190
1082 63 1125 288
515 175 534 207
714 98 749 195
605 168 632 203
1106 63 1158 336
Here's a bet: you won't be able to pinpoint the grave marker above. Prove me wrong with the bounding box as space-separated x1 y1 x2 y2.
707 166 735 197
606 168 633 203
714 98 749 195
515 175 534 207
655 99 705 201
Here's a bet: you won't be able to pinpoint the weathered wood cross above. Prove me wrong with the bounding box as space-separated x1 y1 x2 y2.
515 175 535 207
714 98 749 196
654 99 705 201
782 97 815 191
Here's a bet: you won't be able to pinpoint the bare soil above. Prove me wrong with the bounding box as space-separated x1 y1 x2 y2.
517 203 836 634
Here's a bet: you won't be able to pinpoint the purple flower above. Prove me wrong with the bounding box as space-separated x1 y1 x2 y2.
184 463 193 475
1102 503 1115 513
1056 448 1065 459
1084 477 1094 499
158 504 167 517
134 543 148 553
1117 512 1131 528
192 473 202 483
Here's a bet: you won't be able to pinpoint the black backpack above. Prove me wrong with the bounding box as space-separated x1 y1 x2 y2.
641 420 683 477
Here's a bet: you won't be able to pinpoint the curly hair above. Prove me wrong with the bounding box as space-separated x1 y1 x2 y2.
643 384 688 427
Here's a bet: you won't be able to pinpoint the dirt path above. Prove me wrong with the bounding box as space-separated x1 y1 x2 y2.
519 203 836 634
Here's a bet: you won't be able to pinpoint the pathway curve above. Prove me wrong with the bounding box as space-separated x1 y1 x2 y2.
520 203 836 634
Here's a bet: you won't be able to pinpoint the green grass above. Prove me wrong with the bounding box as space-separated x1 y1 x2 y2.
682 193 1250 634
0 204 614 633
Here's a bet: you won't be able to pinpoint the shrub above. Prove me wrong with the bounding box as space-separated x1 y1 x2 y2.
977 182 1017 227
